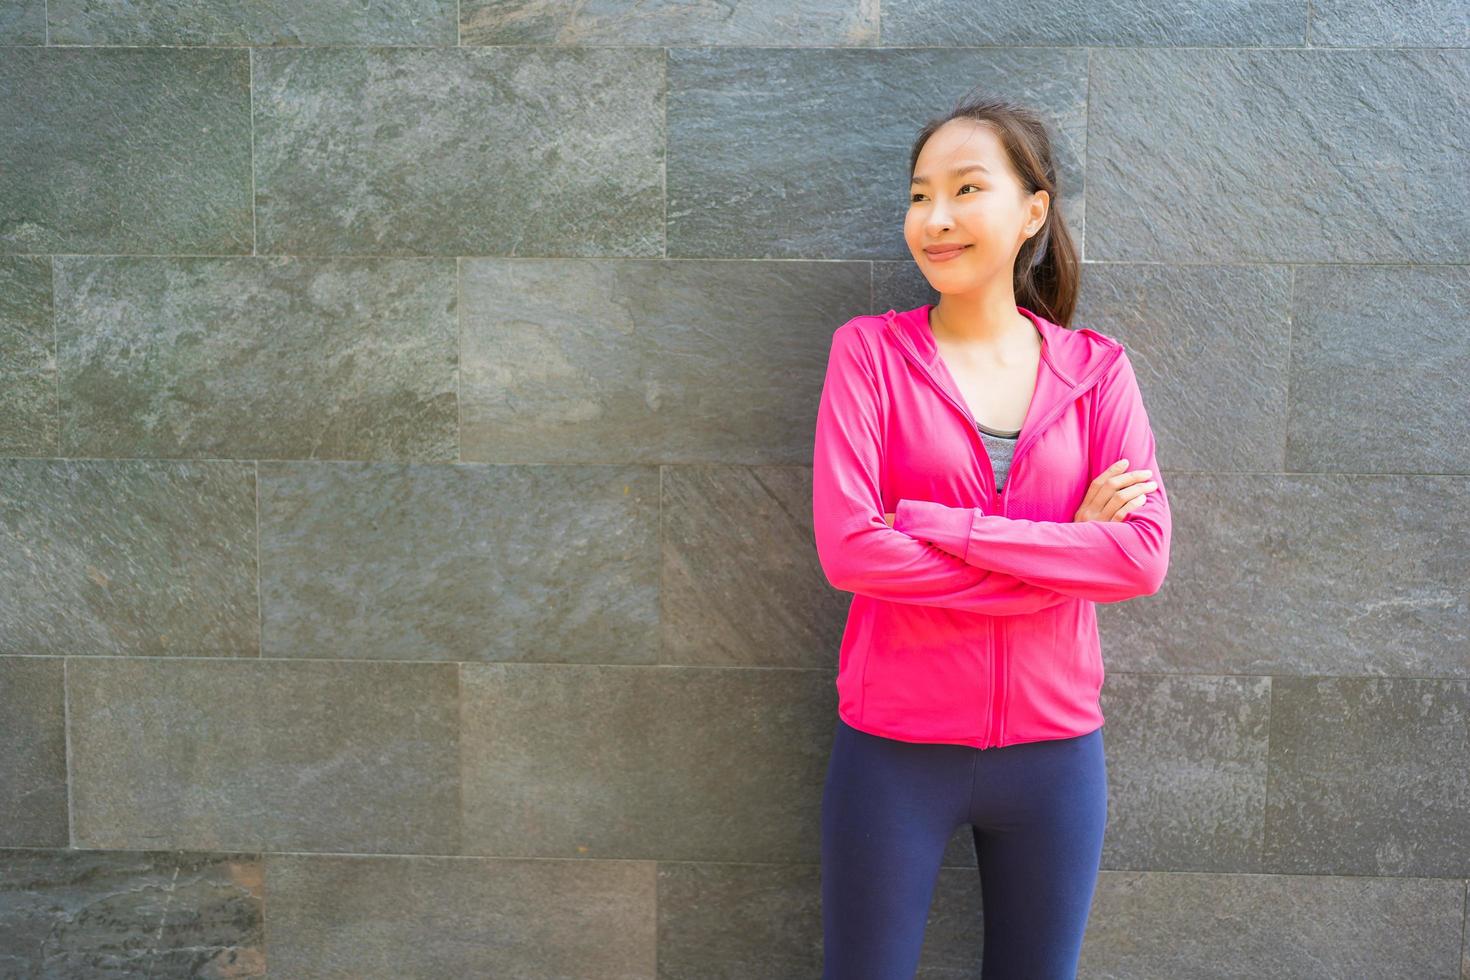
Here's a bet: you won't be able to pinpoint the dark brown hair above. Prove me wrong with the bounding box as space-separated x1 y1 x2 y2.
908 96 1080 327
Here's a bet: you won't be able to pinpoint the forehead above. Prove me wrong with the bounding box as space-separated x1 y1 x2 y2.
911 120 1005 180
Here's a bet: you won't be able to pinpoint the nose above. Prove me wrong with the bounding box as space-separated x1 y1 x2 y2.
924 203 953 233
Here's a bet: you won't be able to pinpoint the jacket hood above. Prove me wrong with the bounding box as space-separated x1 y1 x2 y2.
881 303 1122 387
880 303 1127 462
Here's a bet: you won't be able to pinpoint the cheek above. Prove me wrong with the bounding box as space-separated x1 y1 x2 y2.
961 205 1007 233
903 210 921 240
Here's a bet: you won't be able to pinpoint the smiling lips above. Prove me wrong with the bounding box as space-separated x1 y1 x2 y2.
924 244 971 262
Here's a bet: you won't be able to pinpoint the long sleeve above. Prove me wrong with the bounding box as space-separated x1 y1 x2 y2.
811 324 1071 616
892 349 1172 604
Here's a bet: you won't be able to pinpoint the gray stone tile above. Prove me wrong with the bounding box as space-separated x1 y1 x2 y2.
0 0 45 43
1264 676 1470 877
0 256 55 456
873 260 936 314
657 862 824 980
916 868 987 976
266 853 654 979
1463 889 1469 980
1309 0 1470 46
1074 262 1293 473
462 0 878 46
661 464 848 667
0 657 68 847
68 658 461 853
883 0 1306 46
939 824 980 869
1286 264 1470 474
253 47 664 256
459 258 864 464
48 0 456 45
1102 473 1469 678
460 663 834 862
667 47 1087 259
0 848 265 979
54 256 458 462
1097 673 1271 873
0 458 258 657
259 461 659 662
1082 870 1464 978
1087 48 1470 262
0 48 252 255
656 859 996 978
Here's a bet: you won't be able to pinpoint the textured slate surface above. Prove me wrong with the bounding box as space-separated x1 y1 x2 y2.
258 460 660 662
661 463 851 667
67 658 462 853
252 47 665 256
1122 472 1469 677
459 662 835 863
0 657 68 847
666 46 1088 259
1082 870 1465 979
1087 48 1470 263
0 256 55 456
458 257 863 464
882 0 1307 45
54 256 459 462
47 0 457 45
266 853 655 979
0 48 253 255
1264 676 1470 877
1285 264 1470 473
462 0 878 46
0 849 266 978
0 458 259 657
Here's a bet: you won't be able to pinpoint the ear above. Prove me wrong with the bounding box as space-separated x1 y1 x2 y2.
1027 190 1050 236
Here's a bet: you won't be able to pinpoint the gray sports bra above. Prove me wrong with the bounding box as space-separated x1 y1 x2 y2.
978 421 1020 491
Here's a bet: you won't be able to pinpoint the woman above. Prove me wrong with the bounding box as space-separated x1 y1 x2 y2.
811 96 1172 979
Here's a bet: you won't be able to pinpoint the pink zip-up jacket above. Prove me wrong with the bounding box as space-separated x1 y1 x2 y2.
811 303 1171 749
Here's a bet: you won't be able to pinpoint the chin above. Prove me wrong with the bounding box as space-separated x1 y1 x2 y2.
926 272 983 289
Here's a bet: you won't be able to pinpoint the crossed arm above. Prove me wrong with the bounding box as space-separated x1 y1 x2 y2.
890 351 1172 604
811 324 1073 616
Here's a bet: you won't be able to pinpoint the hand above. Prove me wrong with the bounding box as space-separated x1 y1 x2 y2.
1074 458 1158 523
883 512 896 527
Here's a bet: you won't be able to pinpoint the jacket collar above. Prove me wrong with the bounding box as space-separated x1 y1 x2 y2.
881 302 1125 463
882 302 1120 386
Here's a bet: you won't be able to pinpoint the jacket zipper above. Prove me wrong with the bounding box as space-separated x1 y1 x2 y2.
886 325 1125 750
886 339 1002 745
994 432 1013 748
990 347 1122 748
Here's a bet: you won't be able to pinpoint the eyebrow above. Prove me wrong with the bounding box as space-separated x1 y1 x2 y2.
910 164 992 186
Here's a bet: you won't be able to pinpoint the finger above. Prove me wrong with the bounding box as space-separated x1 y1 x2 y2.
1114 492 1148 519
1086 460 1132 512
1093 458 1129 487
1108 468 1153 490
1103 482 1153 519
1117 480 1159 500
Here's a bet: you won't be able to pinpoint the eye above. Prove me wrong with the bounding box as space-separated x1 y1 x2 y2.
909 184 984 202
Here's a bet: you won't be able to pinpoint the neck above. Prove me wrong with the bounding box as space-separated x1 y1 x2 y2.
928 289 1040 361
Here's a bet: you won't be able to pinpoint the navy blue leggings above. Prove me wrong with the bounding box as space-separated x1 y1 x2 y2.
821 717 1108 979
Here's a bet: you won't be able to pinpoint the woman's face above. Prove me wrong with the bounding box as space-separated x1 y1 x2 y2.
904 118 1048 290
